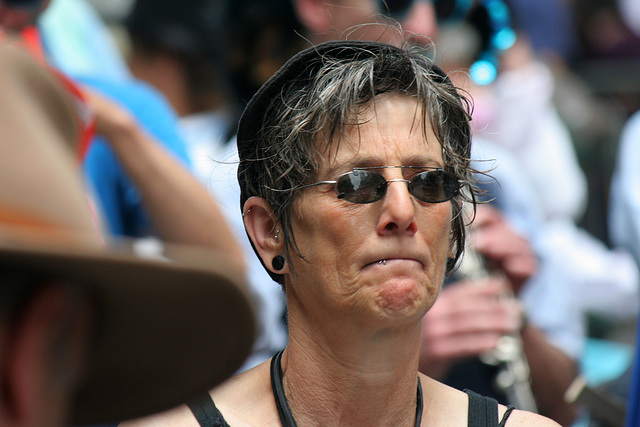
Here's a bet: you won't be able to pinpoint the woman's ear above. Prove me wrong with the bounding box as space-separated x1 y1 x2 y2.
242 197 289 274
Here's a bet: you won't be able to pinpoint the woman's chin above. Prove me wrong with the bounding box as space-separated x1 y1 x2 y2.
372 278 433 321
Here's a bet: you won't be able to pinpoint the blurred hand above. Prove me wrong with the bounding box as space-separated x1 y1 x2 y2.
470 204 538 294
419 276 524 379
81 88 137 141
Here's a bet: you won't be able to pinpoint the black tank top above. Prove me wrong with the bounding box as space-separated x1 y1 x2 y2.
187 388 514 426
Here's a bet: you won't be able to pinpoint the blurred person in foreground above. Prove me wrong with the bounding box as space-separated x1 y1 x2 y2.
123 39 558 427
0 42 255 426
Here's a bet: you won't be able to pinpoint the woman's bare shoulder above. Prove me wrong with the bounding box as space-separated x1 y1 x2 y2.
419 374 469 425
503 409 562 426
419 374 561 427
211 359 279 425
211 358 271 403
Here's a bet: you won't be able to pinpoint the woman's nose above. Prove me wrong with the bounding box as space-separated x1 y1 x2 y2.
378 181 418 235
402 0 439 40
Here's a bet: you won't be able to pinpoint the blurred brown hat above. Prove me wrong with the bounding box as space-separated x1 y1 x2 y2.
0 44 255 425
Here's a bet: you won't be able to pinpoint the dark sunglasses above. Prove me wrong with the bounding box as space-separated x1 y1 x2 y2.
288 166 461 204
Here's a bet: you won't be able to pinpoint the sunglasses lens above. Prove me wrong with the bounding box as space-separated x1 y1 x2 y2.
410 171 459 202
336 170 387 203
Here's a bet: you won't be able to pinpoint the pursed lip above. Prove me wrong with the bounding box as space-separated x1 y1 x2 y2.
362 253 425 270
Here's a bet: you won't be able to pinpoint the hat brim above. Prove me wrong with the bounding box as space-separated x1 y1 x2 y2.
0 239 255 425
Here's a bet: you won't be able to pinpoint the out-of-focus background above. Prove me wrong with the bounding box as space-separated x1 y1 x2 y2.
86 0 640 248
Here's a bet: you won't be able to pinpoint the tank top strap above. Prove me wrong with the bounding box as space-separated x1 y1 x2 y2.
187 392 230 427
464 389 499 427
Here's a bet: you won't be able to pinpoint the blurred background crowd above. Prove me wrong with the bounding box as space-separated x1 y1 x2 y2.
89 0 640 245
3 0 640 425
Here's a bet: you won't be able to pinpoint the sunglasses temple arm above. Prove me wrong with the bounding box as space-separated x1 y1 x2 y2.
265 181 337 192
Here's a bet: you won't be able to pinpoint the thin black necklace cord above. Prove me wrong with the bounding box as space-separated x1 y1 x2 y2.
271 350 298 427
270 349 423 427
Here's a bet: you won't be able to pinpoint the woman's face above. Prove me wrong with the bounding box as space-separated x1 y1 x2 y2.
286 94 453 328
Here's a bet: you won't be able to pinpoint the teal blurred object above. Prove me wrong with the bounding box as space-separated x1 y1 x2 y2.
582 338 634 387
